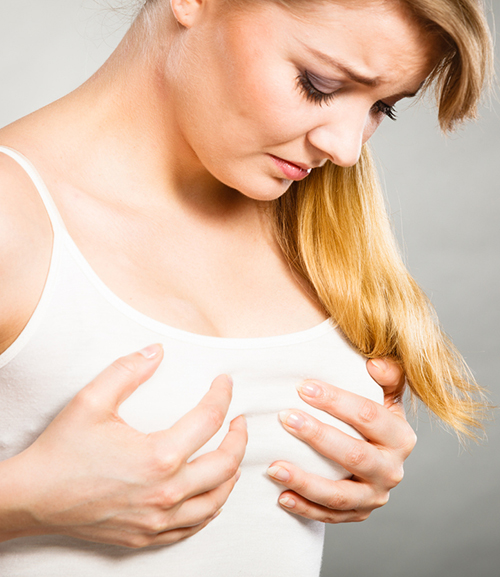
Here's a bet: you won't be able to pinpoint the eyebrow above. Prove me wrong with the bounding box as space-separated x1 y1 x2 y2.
301 44 421 99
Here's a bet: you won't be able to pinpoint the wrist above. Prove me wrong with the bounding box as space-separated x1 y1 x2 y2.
0 451 44 542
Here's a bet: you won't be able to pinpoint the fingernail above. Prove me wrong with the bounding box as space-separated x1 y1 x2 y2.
235 468 242 482
139 344 162 359
298 381 321 398
279 496 296 509
225 374 234 386
370 359 388 372
279 410 305 430
267 466 291 482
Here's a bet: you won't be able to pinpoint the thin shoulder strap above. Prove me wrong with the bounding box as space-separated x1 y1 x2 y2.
0 145 66 236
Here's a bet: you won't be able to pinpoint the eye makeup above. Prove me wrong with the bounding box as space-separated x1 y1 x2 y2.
296 70 339 106
296 70 397 120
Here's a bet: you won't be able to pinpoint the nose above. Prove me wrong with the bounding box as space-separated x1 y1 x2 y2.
306 106 368 168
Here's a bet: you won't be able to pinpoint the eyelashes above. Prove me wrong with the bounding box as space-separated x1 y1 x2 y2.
371 100 397 121
296 71 397 121
296 71 338 106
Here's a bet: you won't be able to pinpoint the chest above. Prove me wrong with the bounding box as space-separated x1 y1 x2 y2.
0 270 380 575
54 188 328 338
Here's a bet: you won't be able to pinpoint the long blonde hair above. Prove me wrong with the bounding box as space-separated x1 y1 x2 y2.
141 0 494 438
269 0 494 439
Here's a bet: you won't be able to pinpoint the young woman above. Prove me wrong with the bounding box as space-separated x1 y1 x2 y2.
0 0 492 575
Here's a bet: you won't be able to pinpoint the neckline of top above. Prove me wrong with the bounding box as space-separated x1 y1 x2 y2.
0 145 336 349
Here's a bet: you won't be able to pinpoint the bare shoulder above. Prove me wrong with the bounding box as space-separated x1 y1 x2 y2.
0 148 53 355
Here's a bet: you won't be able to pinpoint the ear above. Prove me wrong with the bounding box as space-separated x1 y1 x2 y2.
170 0 204 28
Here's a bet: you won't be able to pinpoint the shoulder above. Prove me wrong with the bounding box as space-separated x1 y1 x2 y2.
0 146 53 354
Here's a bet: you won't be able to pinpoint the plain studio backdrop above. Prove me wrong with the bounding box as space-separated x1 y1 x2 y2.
0 1 498 576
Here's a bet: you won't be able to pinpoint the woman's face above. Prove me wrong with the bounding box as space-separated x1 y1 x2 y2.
167 0 440 201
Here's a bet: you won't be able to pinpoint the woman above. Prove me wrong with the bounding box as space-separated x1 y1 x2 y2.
0 0 492 575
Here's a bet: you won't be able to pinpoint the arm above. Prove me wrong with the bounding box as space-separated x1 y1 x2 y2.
267 359 416 522
0 346 247 547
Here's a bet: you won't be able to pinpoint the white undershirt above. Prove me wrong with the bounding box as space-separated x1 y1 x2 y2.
0 146 383 577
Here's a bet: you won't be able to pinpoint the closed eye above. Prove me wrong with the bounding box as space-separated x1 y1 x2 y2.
297 69 398 121
296 71 338 106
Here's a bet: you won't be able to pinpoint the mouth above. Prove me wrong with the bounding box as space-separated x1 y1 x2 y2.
268 154 313 181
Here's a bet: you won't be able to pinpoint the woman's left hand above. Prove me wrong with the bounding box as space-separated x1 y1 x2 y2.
267 358 416 523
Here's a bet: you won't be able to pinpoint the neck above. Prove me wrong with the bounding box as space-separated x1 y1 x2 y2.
16 12 255 220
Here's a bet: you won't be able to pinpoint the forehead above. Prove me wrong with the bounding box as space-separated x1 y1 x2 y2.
229 0 439 94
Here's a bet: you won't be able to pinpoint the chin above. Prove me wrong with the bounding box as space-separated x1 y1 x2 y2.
232 174 294 203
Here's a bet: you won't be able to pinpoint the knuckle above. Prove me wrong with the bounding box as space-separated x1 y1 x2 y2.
112 356 140 377
325 491 349 511
151 450 183 476
401 428 418 455
387 465 405 488
323 512 341 524
202 403 226 431
143 513 167 535
374 491 391 508
220 452 240 479
292 474 310 495
359 399 378 425
207 498 222 519
307 420 327 446
73 388 101 414
345 443 367 468
125 535 152 549
353 511 371 523
319 384 341 407
207 493 227 516
156 485 186 509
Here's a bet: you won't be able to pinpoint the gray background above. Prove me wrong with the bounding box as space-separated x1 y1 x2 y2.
0 1 498 575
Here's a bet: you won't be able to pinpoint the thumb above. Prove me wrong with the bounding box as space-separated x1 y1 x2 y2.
367 358 405 400
80 344 164 413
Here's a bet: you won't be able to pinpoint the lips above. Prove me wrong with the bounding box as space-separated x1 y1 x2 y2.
269 155 312 181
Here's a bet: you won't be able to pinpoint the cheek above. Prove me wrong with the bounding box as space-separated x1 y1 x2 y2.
239 74 302 141
217 55 296 141
213 23 309 145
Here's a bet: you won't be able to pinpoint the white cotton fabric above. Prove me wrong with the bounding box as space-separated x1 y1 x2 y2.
0 146 383 577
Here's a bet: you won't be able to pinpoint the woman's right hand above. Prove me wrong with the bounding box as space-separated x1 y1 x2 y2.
0 344 247 548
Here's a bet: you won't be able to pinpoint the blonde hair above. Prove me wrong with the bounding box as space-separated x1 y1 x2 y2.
270 0 494 439
142 0 494 438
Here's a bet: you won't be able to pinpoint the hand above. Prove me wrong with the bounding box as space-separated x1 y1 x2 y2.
266 358 416 522
0 345 247 547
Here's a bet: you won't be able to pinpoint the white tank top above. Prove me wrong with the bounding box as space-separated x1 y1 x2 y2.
0 146 383 577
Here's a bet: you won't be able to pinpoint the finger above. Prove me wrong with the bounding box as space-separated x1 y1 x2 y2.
75 345 164 414
140 510 222 548
294 380 415 452
168 415 246 501
367 358 405 394
267 461 381 511
276 491 371 524
278 410 390 482
169 474 240 528
366 358 406 410
183 415 247 495
153 374 234 462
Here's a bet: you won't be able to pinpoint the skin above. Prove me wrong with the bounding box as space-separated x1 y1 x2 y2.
0 350 247 547
0 0 433 546
161 0 435 201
